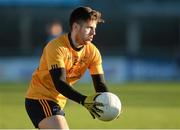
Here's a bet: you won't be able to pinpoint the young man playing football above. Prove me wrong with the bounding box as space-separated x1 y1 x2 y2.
25 6 108 129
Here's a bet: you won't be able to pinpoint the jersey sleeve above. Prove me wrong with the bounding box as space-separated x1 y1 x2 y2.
45 41 65 70
88 47 104 75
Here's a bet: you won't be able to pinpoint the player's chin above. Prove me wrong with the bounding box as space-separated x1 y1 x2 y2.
84 40 92 45
87 38 93 43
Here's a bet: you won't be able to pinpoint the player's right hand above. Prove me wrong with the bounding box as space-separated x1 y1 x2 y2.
82 93 104 119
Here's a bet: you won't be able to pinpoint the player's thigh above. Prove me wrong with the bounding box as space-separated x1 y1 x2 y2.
38 115 69 129
25 98 68 129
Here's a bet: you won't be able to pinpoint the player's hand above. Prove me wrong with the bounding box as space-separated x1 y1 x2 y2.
82 93 104 119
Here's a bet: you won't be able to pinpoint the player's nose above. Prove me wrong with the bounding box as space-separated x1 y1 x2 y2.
91 28 96 36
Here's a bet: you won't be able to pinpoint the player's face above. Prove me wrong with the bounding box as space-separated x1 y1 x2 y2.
75 20 97 45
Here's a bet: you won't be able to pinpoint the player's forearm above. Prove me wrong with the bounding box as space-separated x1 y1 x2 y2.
49 68 86 104
55 79 86 104
91 74 109 92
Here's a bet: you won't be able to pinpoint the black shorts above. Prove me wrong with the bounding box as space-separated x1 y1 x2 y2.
25 98 65 128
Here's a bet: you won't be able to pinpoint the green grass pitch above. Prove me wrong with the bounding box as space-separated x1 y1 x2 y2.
0 81 180 129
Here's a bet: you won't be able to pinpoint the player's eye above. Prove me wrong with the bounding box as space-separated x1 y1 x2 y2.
85 27 91 32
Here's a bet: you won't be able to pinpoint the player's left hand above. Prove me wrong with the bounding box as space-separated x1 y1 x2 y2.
82 93 104 119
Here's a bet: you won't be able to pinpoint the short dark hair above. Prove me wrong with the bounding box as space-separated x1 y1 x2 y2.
69 6 104 30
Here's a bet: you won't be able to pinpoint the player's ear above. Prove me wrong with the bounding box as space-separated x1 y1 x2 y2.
72 22 80 32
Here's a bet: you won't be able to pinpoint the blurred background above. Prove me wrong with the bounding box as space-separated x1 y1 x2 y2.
0 0 180 129
0 0 180 82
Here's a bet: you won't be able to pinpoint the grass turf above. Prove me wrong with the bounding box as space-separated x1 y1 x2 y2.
0 82 180 129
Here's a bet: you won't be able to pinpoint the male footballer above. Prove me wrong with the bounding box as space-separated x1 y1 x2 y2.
25 6 109 129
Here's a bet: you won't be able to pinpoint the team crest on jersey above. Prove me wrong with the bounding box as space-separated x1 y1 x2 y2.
67 56 89 80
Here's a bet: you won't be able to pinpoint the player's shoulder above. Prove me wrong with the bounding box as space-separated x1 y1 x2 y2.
87 42 99 51
46 33 69 49
86 42 101 55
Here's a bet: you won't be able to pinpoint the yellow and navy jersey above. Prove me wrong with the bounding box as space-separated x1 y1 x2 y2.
26 33 104 108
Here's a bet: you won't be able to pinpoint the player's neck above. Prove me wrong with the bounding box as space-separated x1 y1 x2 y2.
70 33 84 49
68 32 84 51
